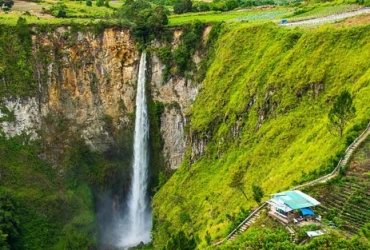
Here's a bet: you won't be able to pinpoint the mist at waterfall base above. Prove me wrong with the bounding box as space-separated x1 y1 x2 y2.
96 52 152 249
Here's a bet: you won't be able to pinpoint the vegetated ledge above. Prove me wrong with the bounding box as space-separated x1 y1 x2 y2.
152 21 370 248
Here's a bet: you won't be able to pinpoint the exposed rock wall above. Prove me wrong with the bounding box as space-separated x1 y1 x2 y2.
150 51 198 169
33 27 139 152
0 26 203 170
0 97 40 139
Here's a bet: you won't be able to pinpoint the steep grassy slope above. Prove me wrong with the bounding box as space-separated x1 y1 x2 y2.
152 22 370 248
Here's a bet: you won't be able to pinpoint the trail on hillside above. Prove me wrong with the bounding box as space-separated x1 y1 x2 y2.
281 7 370 27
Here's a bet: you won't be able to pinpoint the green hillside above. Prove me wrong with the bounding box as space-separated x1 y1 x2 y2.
152 22 370 248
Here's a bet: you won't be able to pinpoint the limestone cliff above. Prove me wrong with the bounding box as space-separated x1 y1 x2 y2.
150 51 198 169
0 26 202 170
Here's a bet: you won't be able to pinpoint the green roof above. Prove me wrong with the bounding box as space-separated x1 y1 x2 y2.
273 190 320 210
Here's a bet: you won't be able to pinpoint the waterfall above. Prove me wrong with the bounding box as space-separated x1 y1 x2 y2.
120 52 152 247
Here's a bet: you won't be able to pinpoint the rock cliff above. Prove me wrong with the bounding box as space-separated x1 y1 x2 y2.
0 26 201 170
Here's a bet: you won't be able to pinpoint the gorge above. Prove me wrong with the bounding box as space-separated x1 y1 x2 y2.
1 16 370 249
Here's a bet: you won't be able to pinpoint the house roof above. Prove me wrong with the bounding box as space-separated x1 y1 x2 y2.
271 190 320 210
267 197 293 212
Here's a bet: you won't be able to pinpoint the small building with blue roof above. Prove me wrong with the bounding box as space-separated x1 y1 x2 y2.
266 190 320 224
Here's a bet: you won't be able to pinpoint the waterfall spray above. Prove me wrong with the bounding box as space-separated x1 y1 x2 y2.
120 52 152 247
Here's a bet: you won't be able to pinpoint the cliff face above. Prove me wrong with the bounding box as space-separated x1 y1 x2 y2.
33 27 138 153
0 26 200 170
150 50 198 169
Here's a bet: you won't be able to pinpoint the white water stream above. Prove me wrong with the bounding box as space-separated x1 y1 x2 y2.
120 52 152 248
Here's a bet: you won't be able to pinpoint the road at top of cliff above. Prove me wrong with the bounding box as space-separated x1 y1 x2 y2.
280 7 370 27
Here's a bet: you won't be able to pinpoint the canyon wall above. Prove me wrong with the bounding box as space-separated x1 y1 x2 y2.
0 26 201 169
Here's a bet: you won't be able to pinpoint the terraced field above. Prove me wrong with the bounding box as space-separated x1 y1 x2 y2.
308 139 370 234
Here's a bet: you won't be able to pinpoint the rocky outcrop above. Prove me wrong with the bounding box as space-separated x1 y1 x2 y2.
150 52 199 169
0 97 40 139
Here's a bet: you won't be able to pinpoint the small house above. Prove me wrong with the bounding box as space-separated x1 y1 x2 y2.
267 190 320 224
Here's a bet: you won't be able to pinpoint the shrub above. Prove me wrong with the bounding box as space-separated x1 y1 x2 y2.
96 0 104 7
225 0 239 11
56 9 67 18
173 0 193 14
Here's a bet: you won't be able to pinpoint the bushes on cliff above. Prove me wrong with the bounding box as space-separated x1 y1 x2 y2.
116 0 169 42
156 20 206 79
0 18 34 97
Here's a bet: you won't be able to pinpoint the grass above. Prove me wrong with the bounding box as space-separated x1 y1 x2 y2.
168 7 292 25
0 0 122 25
46 0 121 18
0 14 98 25
152 22 370 248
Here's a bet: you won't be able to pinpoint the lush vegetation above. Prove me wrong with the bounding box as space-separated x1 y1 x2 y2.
0 18 35 97
0 133 99 249
152 22 370 248
115 0 169 43
2 0 370 249
2 0 367 26
0 118 133 249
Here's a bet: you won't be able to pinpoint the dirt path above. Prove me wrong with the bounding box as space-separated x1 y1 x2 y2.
281 7 370 27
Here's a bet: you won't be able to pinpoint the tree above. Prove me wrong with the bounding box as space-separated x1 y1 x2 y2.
117 0 151 20
147 5 168 33
228 168 248 201
116 0 168 42
173 0 192 14
0 188 20 249
50 3 67 18
328 90 356 137
165 231 196 250
252 184 264 205
225 0 239 10
56 9 67 18
96 0 104 7
86 0 92 6
0 0 14 11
